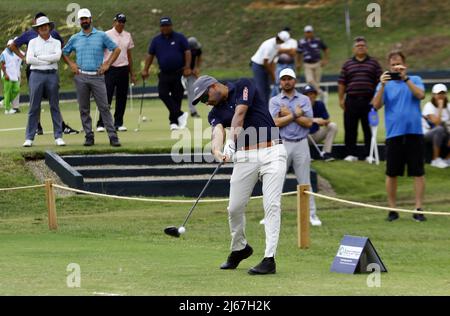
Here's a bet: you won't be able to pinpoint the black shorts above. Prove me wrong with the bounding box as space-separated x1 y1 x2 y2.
385 134 425 177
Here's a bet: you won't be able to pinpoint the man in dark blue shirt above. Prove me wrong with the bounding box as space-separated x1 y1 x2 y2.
192 75 287 275
141 17 191 131
303 85 337 161
296 25 329 98
9 12 78 135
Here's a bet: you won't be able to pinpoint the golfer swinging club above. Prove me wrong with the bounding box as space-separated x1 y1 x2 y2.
192 75 287 275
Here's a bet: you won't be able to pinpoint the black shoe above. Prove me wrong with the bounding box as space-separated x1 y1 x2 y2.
220 244 253 269
63 124 80 135
109 137 121 147
36 126 44 135
323 153 335 162
12 108 20 113
248 257 276 275
191 112 201 118
83 137 94 146
387 211 399 222
413 209 427 222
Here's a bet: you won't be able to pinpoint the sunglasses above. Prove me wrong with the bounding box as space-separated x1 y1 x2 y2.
199 87 210 103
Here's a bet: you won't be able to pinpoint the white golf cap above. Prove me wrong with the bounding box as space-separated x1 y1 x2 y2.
304 25 314 32
277 30 290 42
78 8 92 19
432 83 447 94
279 68 296 79
32 16 55 29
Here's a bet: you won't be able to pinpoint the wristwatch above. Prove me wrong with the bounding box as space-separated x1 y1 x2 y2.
403 76 410 82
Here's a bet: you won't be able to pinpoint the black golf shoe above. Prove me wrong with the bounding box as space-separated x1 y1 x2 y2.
413 208 427 222
220 244 253 270
248 257 276 275
83 136 94 146
387 211 399 222
109 137 121 147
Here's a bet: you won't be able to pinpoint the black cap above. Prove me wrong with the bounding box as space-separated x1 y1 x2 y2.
302 84 317 94
114 13 126 23
160 16 172 26
35 12 46 19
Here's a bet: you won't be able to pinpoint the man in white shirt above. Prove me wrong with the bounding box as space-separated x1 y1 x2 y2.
23 16 64 147
250 31 289 106
96 13 136 132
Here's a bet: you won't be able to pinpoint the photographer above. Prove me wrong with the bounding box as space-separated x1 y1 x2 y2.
372 51 426 222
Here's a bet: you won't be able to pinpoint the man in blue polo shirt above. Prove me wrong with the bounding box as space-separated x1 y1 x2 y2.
192 75 287 275
62 8 121 147
372 51 426 222
269 69 322 226
9 11 79 135
141 17 191 131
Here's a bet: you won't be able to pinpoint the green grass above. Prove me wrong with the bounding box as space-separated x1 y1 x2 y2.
1 0 450 92
0 152 449 295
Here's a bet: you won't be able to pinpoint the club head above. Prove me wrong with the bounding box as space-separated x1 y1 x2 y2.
164 226 180 238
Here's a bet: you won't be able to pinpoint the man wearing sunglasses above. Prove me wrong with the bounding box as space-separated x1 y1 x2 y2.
192 75 287 275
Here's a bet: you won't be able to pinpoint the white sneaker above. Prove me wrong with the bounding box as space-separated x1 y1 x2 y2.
431 158 448 169
310 214 322 226
96 126 106 132
23 139 33 147
177 112 188 129
55 138 66 146
117 126 127 132
344 155 358 162
5 109 15 115
170 123 179 131
446 158 450 167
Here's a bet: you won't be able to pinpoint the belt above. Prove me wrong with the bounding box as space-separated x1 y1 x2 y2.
79 70 98 75
240 139 283 151
31 69 57 74
283 137 306 143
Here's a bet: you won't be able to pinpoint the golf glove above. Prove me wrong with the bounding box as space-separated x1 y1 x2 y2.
223 139 236 162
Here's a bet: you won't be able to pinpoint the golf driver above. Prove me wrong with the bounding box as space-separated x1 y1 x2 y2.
164 161 224 238
134 80 146 132
308 134 325 159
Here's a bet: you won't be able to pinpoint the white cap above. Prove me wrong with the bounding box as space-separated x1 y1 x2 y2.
277 30 290 42
279 68 296 79
78 8 92 19
304 25 314 32
7 39 14 46
432 83 447 94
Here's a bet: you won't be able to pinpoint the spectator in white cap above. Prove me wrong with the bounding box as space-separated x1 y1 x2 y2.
422 83 450 168
296 25 329 99
62 8 122 147
269 68 322 226
250 31 290 106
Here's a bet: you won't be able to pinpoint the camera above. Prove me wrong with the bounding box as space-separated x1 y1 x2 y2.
387 72 401 80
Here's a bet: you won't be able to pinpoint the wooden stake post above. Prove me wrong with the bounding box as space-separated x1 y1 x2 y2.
45 179 58 230
297 184 310 249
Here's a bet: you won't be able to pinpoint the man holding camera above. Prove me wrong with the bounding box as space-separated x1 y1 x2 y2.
372 51 426 222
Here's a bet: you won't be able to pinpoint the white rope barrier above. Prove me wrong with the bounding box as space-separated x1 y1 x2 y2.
0 184 45 192
304 190 450 216
52 183 297 203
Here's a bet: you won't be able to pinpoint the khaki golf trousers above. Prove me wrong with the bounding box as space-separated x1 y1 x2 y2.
304 61 323 95
228 144 287 258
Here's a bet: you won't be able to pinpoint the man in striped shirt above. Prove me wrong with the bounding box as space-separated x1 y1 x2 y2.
338 36 382 161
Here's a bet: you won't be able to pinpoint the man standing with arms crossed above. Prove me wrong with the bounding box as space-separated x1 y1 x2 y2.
269 69 322 226
62 8 122 147
372 51 426 222
192 75 287 275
